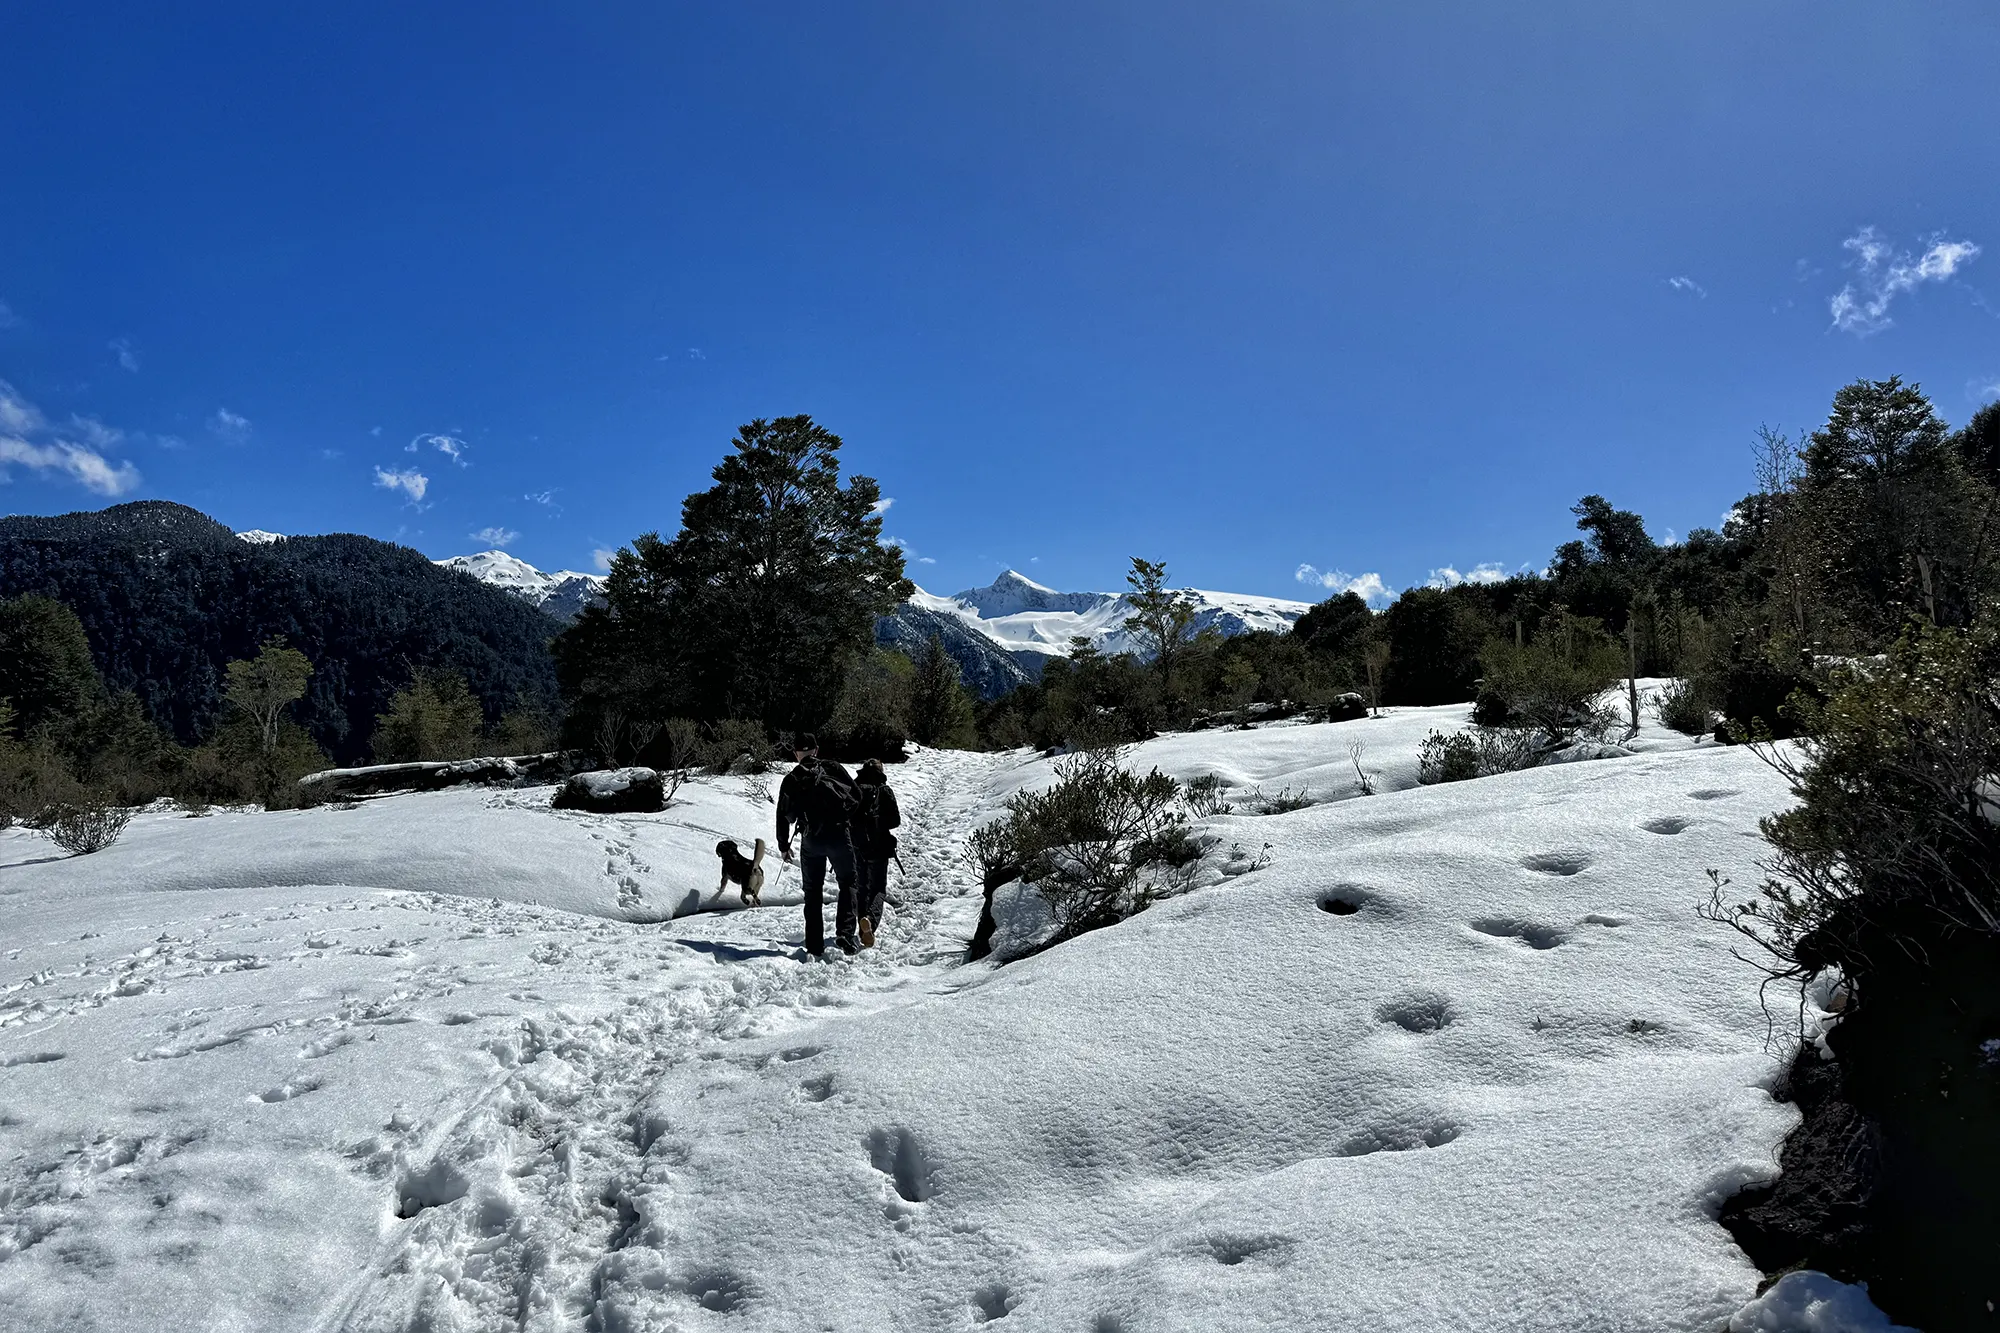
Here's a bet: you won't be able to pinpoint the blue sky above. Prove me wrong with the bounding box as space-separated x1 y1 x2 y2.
2 3 1996 603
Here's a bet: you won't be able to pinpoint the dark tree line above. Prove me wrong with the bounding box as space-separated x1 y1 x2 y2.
0 501 562 764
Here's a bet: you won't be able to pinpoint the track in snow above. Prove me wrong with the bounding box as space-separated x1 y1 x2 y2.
314 748 1014 1332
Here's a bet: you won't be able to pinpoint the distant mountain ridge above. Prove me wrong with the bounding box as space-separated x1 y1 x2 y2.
914 569 1313 663
433 548 1311 700
0 501 562 763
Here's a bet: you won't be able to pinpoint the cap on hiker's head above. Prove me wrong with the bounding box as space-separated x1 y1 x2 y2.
795 732 818 753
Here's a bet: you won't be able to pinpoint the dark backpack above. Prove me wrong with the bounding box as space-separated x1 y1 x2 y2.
855 784 898 855
804 763 859 834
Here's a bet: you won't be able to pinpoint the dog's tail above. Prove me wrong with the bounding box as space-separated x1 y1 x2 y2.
751 837 766 869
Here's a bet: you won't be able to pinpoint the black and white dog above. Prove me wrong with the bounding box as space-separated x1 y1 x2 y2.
715 837 767 906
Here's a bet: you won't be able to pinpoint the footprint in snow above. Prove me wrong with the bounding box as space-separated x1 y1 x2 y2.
1520 850 1592 876
1639 816 1691 835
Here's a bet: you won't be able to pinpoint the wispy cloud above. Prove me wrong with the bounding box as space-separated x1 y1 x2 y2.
1829 226 1980 335
109 337 139 372
209 407 251 444
1294 563 1391 607
407 432 469 466
1971 378 2000 402
0 299 21 330
0 380 140 496
1426 562 1509 589
871 497 894 515
373 466 429 503
472 526 520 548
1666 276 1706 299
591 547 617 572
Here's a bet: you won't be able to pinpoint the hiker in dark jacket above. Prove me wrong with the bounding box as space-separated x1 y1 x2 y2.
776 733 862 957
852 759 902 949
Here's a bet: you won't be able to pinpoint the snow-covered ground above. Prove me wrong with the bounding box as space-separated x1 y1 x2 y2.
0 715 1897 1330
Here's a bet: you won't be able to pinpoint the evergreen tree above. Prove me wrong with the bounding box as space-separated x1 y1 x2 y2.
1122 558 1198 697
0 595 101 737
556 416 910 735
908 632 977 748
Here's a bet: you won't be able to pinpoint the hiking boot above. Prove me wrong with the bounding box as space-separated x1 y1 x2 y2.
859 916 876 948
836 935 860 955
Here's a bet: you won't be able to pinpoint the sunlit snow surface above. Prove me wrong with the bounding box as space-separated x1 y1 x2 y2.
0 710 1895 1331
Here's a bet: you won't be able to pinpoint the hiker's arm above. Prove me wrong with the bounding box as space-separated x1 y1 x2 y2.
885 789 902 831
775 774 797 861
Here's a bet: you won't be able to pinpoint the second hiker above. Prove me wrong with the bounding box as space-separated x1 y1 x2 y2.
852 758 902 948
776 732 862 957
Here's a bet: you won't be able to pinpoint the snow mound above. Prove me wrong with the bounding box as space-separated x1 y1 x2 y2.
1728 1272 1918 1332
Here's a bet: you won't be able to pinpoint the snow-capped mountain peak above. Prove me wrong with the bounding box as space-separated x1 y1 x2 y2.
909 569 1314 664
437 550 605 622
235 529 285 544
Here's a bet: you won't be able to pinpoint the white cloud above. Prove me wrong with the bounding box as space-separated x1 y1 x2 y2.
0 381 48 435
209 407 251 443
0 299 20 329
592 547 617 572
526 489 557 506
0 379 141 495
871 497 894 515
109 337 139 372
373 466 429 503
1666 276 1706 298
0 438 141 496
1972 378 2000 402
918 556 936 565
408 433 469 466
1829 226 1980 335
1294 563 1391 607
472 526 520 548
1425 562 1509 589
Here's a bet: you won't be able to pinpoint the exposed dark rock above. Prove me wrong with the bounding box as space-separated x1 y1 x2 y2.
874 604 1032 700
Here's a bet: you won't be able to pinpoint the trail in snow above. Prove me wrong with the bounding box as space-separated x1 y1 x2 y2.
316 747 1014 1332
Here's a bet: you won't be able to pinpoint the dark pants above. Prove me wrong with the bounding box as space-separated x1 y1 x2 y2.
799 830 858 954
857 856 889 927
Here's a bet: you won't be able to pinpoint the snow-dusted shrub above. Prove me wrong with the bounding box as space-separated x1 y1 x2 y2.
40 802 133 855
1247 785 1312 815
1417 730 1481 785
1417 726 1551 785
1183 772 1232 817
968 748 1201 947
1655 677 1712 736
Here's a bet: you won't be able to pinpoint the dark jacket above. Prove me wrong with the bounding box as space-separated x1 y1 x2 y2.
776 758 856 855
852 782 902 860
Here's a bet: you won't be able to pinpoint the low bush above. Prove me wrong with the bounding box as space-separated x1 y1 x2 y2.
1655 677 1713 736
40 802 134 855
1475 610 1623 741
1183 772 1233 816
1247 785 1313 814
1417 726 1552 785
968 748 1203 947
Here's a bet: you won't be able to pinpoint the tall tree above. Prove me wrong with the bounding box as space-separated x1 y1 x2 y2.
373 668 484 762
224 638 312 756
1122 558 1198 697
908 632 977 748
0 595 101 737
555 416 911 735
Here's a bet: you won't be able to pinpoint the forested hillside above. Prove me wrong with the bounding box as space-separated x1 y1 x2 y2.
0 501 561 763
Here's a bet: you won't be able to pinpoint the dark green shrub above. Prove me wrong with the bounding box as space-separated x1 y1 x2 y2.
41 801 133 855
1655 677 1712 736
969 749 1200 946
1417 730 1482 784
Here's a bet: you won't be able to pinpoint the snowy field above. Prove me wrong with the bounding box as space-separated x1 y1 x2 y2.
0 709 1893 1330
